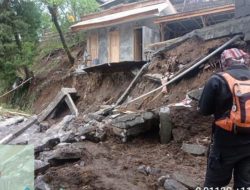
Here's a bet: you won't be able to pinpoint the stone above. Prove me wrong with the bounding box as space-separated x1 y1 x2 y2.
85 129 107 143
88 113 105 122
137 165 148 175
112 111 159 142
35 160 50 174
164 179 188 190
173 172 199 189
187 88 204 101
146 166 161 176
47 143 82 166
39 122 50 132
77 125 97 136
35 175 51 190
34 137 60 153
181 143 207 156
158 175 170 186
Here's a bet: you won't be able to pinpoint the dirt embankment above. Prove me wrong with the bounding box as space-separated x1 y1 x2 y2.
30 37 250 190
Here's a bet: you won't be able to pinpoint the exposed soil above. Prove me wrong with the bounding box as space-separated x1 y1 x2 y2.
28 37 250 190
43 134 208 190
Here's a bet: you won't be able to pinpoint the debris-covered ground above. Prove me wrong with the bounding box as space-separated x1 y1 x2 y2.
1 36 250 190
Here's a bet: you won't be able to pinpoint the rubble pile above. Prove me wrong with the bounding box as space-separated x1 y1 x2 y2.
1 35 249 189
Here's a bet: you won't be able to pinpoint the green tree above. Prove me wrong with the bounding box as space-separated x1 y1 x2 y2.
0 0 41 90
40 0 75 65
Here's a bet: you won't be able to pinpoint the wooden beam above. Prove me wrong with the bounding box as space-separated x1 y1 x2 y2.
155 4 235 24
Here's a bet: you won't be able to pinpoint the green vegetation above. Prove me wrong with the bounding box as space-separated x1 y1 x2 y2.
0 0 99 109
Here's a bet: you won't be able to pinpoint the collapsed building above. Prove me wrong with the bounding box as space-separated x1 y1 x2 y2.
1 0 250 189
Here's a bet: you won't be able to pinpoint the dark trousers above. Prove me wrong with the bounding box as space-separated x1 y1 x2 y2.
204 144 250 189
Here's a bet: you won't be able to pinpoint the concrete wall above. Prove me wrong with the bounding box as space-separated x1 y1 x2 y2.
88 18 160 64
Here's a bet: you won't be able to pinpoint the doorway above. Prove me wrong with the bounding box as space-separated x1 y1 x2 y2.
134 28 143 61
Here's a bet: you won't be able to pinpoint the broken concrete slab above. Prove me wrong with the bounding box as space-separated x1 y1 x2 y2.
0 115 38 144
38 88 77 122
38 143 84 166
164 179 188 190
0 116 24 127
151 15 250 54
173 172 199 189
181 143 207 156
112 111 159 142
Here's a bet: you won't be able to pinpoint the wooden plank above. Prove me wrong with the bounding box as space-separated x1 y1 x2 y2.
155 4 235 24
109 31 120 63
87 34 99 66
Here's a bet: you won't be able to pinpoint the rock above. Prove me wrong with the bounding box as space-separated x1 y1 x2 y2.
46 115 75 134
173 172 199 189
112 111 159 142
164 179 188 190
35 160 50 174
88 113 104 122
39 122 50 132
181 143 207 156
77 125 97 136
146 166 161 176
187 88 204 101
137 165 148 175
158 175 170 186
34 137 60 153
35 175 51 190
85 129 107 143
137 165 161 176
46 143 83 166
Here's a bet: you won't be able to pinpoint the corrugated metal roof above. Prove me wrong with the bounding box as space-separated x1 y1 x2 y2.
71 2 176 31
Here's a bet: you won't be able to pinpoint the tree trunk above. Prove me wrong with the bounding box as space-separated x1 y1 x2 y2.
48 5 75 65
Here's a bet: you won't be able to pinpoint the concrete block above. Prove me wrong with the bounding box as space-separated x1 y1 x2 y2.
159 107 172 144
173 172 199 189
181 143 207 156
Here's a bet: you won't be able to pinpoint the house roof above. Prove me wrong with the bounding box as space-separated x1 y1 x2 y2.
71 0 176 32
155 4 235 24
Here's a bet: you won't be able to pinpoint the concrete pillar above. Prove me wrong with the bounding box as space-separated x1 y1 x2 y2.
159 107 172 144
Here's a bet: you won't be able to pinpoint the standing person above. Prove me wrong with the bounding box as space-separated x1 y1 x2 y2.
199 48 250 189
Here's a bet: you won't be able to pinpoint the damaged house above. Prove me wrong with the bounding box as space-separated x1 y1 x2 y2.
71 0 176 66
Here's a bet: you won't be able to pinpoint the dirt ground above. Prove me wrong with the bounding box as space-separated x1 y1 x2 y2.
28 37 250 189
43 133 208 190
